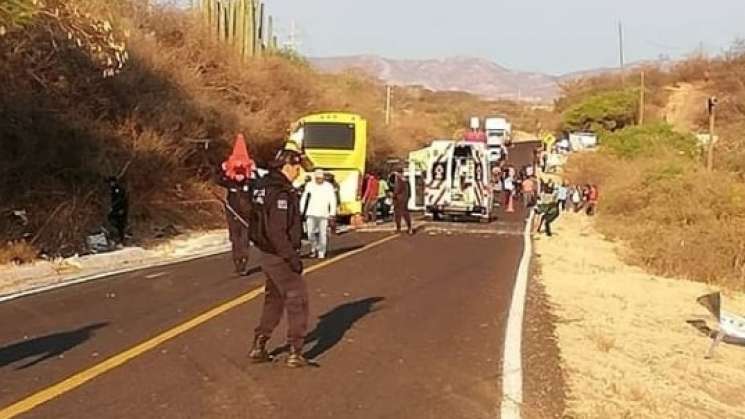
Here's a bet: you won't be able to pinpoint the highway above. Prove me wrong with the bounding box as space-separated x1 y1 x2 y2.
0 143 564 419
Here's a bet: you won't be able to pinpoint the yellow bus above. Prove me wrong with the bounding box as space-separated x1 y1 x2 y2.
289 112 368 216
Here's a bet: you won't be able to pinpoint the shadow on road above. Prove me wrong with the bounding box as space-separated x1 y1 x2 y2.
271 297 385 360
0 322 109 370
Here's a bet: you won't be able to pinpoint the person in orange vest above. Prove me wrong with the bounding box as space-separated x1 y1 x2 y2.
362 173 380 223
216 134 255 275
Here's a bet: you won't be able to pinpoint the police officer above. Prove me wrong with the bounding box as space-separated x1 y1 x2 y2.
248 147 311 368
216 164 253 275
217 135 255 275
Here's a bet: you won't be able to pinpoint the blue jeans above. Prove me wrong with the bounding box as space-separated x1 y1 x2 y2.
306 216 329 257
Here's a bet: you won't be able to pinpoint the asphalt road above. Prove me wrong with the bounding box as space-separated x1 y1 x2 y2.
0 143 549 419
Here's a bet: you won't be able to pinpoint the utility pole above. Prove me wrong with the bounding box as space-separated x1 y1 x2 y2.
618 22 625 87
639 70 645 124
706 96 718 171
385 85 392 125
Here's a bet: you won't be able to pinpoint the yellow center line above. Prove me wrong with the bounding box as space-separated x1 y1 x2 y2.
0 233 400 419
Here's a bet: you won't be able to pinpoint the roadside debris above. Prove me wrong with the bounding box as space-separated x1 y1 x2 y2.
693 292 745 358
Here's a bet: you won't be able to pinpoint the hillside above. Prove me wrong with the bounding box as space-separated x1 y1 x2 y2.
0 0 551 261
311 55 559 102
311 55 675 103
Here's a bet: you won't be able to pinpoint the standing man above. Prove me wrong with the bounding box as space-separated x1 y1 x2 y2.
521 175 537 209
392 170 413 235
107 176 129 246
377 173 389 221
216 134 255 275
248 147 311 368
502 167 516 212
556 181 569 212
586 184 599 216
362 173 379 223
301 169 337 259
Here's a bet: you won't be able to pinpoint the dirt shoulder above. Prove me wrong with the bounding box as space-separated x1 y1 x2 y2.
534 211 745 418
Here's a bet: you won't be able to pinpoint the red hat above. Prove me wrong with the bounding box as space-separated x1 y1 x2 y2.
222 134 255 179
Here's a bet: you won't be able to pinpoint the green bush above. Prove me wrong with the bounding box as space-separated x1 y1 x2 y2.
561 89 638 132
0 0 39 34
601 123 699 160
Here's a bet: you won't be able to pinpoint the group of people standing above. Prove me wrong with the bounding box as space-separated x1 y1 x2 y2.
361 170 413 235
215 137 316 368
214 136 417 368
491 147 599 237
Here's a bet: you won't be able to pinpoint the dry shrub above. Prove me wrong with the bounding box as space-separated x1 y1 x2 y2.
0 241 38 265
1 0 553 258
565 151 745 289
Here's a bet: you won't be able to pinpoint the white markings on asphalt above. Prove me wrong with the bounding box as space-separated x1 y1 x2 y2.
144 272 168 279
500 212 533 419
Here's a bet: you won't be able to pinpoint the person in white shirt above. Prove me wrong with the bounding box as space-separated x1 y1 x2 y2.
300 169 337 259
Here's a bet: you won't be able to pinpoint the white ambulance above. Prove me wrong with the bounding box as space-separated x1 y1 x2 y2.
423 140 494 221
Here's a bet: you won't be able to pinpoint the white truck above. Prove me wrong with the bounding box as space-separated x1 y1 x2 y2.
423 140 494 221
484 116 512 163
568 132 598 151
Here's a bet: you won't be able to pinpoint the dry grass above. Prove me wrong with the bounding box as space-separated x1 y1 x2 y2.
0 0 550 258
535 212 745 419
0 241 38 265
565 150 745 289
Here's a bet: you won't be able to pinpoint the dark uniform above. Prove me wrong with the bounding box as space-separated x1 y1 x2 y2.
107 177 128 244
249 149 311 368
392 172 413 234
216 170 253 274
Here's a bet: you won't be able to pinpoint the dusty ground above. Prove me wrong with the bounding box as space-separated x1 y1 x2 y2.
664 82 708 133
534 211 745 419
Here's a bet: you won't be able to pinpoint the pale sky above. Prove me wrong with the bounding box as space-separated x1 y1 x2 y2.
264 0 745 75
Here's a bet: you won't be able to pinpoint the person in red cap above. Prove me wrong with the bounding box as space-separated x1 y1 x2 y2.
216 134 256 275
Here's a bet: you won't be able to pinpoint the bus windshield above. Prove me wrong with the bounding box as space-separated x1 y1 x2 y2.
303 123 356 150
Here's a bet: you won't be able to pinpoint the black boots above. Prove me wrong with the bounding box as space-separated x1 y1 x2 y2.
285 347 308 368
233 257 249 276
250 336 308 367
248 335 271 363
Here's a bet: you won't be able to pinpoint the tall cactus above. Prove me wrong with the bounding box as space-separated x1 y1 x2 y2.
247 0 256 57
227 0 236 46
267 15 273 53
199 0 278 59
256 1 265 57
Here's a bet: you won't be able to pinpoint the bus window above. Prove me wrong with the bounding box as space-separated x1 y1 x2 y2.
303 123 355 150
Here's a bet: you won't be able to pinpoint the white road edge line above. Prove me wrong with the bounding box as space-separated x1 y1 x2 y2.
501 212 533 419
0 246 230 304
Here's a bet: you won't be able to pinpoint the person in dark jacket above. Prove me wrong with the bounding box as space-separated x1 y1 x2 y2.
392 170 413 235
249 147 312 368
217 134 255 275
216 166 253 275
107 176 129 245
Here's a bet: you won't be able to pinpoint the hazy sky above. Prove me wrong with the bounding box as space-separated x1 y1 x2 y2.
265 0 745 75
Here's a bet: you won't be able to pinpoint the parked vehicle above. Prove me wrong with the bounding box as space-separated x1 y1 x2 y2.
424 140 494 221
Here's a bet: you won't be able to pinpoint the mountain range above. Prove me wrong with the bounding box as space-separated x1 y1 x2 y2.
310 55 669 103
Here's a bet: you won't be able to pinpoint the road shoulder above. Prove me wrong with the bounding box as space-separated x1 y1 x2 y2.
521 261 567 418
535 211 745 417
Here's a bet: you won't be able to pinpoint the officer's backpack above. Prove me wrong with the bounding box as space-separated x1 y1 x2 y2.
248 176 275 253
